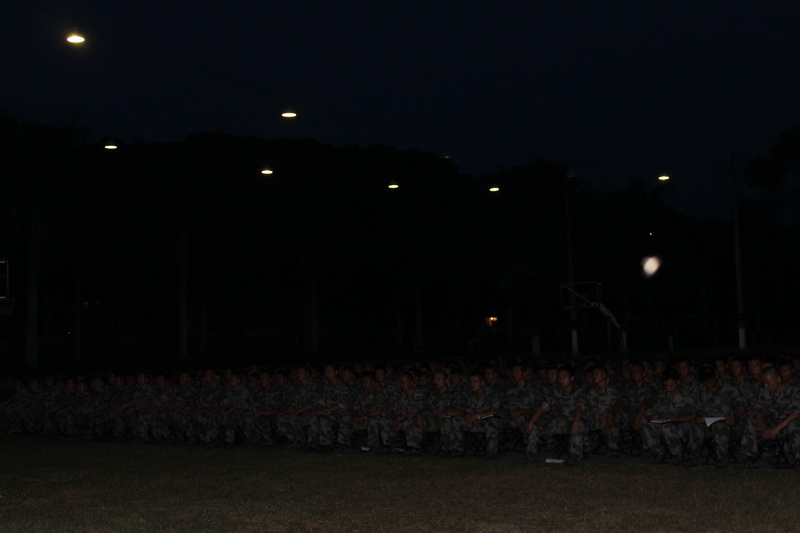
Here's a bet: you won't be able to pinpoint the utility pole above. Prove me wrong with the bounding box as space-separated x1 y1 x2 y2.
731 153 746 350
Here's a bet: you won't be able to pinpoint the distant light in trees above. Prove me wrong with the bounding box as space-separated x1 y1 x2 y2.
103 138 118 150
67 32 85 44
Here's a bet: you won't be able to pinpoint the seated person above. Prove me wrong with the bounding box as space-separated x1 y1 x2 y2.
641 368 697 465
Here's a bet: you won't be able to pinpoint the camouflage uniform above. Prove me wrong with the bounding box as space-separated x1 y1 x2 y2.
427 385 467 453
0 383 31 435
108 380 135 440
617 379 657 430
504 382 537 436
539 385 587 462
731 377 764 459
276 381 319 446
461 386 502 456
690 381 741 461
220 383 254 445
148 383 176 443
247 384 281 445
585 382 623 452
524 385 553 456
741 382 800 461
641 387 697 460
20 382 47 435
78 383 112 439
307 379 352 448
392 386 426 449
352 385 391 449
193 382 225 445
169 381 199 443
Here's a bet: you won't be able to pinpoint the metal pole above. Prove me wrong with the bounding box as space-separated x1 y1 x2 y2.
731 153 746 350
565 171 578 356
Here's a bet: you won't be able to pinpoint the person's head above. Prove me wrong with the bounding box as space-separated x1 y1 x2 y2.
374 366 387 384
361 372 375 391
340 366 355 385
699 366 718 391
537 366 548 383
762 366 782 393
511 364 525 386
591 365 608 386
178 372 192 388
433 371 448 391
642 361 655 380
90 376 104 391
469 372 485 393
323 364 338 383
484 366 499 385
295 366 311 384
229 373 242 389
557 366 575 390
747 356 763 379
675 357 693 380
546 366 559 385
778 359 795 383
153 374 167 389
714 357 729 379
273 371 287 388
729 357 746 378
662 368 680 393
629 361 645 384
398 372 415 392
449 368 463 387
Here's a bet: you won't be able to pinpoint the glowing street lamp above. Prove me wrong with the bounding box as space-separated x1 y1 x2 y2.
281 111 297 118
388 180 399 189
658 174 670 181
103 138 118 150
66 32 85 44
488 185 500 192
261 167 274 175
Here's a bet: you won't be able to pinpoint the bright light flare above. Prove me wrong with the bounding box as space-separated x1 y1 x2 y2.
104 143 118 150
489 186 500 192
658 175 670 181
388 182 399 189
281 112 297 118
67 33 85 44
641 256 661 278
261 168 274 175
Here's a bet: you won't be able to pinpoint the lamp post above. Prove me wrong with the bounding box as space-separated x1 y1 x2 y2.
731 153 746 350
656 155 746 352
565 170 578 356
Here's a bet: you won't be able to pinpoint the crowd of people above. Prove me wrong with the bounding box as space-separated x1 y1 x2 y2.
1 354 799 469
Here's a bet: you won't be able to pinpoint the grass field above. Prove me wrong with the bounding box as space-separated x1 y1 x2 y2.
1 436 798 532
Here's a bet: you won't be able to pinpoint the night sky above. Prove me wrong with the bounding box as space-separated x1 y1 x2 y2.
5 1 800 217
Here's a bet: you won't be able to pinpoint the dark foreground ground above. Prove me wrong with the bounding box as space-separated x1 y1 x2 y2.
1 434 798 533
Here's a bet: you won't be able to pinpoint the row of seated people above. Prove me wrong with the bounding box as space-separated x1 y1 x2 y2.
0 355 798 468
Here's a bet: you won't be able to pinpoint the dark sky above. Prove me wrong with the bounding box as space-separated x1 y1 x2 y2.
5 1 800 217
